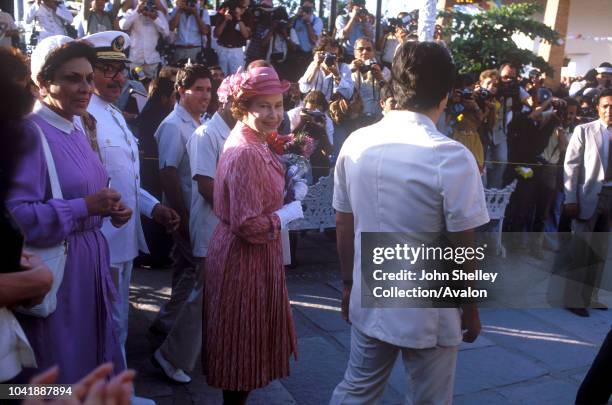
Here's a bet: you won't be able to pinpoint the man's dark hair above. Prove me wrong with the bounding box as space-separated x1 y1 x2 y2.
313 36 343 56
390 41 455 112
595 88 612 105
38 41 97 85
584 68 598 82
149 76 175 100
303 90 328 112
175 63 211 100
499 62 517 75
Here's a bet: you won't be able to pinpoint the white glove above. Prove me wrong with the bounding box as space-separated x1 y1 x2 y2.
292 181 309 201
275 201 304 229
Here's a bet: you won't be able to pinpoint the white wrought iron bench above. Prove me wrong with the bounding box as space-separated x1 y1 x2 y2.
484 180 518 257
289 174 518 258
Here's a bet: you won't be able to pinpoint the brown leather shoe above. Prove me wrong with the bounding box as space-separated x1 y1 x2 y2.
566 308 590 317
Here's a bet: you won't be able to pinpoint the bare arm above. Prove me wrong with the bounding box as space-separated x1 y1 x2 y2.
336 211 354 322
195 174 214 207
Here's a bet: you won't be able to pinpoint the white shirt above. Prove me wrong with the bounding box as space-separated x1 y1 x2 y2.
0 308 36 382
26 2 73 40
87 94 159 264
298 62 354 101
170 4 210 47
119 9 169 64
0 11 17 48
287 106 334 146
155 103 201 212
187 112 231 257
333 110 490 348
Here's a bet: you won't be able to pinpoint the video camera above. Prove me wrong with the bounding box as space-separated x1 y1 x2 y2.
387 9 419 34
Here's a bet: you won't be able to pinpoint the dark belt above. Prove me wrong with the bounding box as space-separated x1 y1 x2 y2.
218 43 242 49
175 44 200 49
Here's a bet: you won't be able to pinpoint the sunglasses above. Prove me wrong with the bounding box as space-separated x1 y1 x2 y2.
356 46 372 52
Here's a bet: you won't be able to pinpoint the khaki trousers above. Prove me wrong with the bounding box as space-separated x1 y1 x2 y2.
330 327 458 405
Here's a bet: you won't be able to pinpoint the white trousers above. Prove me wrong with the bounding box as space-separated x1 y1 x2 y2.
109 260 134 366
217 45 245 75
330 327 458 405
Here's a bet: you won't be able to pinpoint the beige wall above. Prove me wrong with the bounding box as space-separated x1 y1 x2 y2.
563 0 612 76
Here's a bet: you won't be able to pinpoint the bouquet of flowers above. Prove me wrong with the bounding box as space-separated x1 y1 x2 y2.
267 131 316 203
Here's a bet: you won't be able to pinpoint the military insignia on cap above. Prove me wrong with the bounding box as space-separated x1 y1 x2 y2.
111 35 125 52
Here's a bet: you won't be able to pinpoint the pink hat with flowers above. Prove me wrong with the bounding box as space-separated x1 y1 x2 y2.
217 66 290 104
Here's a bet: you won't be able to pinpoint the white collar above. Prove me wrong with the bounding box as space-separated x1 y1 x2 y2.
385 110 437 131
33 101 76 134
210 112 231 139
90 93 117 112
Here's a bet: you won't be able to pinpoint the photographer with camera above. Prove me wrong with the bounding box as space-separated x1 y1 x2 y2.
292 1 323 61
213 0 251 74
258 7 298 80
349 37 390 127
594 62 612 90
287 90 335 175
79 0 121 35
169 0 211 65
446 74 486 173
484 62 533 189
119 0 170 79
377 12 411 70
25 0 74 41
298 36 353 102
244 0 278 66
335 0 373 62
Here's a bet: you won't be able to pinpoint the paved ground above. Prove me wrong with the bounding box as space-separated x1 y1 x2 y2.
126 232 612 405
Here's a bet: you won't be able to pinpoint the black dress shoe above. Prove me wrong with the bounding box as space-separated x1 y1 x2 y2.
591 301 608 310
566 308 590 317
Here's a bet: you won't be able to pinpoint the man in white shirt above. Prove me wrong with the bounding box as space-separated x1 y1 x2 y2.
330 41 489 404
298 36 353 102
119 0 169 79
169 0 210 64
26 0 74 41
152 79 234 383
561 88 612 317
84 31 180 367
150 64 212 349
0 10 18 48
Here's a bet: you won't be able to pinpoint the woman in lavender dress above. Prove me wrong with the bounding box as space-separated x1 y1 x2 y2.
6 37 132 383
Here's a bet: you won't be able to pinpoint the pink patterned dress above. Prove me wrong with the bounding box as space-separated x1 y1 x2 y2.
203 121 297 391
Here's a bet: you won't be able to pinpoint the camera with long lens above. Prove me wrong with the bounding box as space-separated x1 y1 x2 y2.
323 52 337 67
551 98 567 122
251 2 278 29
476 89 492 102
359 59 379 74
301 108 326 125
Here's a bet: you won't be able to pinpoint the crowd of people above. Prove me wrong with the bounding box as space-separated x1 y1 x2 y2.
0 0 611 404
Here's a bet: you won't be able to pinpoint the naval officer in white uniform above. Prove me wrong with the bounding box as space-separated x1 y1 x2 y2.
82 31 180 366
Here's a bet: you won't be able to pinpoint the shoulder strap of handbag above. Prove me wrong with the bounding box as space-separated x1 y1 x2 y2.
33 122 64 200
